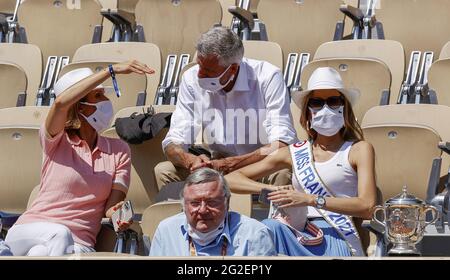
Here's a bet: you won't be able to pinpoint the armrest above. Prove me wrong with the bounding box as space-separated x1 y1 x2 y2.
228 6 255 30
339 4 364 23
101 8 135 26
362 219 384 235
0 211 21 229
439 142 450 155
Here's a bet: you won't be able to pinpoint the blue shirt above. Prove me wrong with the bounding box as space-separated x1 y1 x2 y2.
149 211 276 256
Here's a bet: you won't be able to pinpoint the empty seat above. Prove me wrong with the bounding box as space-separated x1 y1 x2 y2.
0 106 49 214
0 43 43 106
72 42 162 101
0 0 17 13
135 0 222 60
18 0 102 60
102 105 175 214
257 0 344 61
0 62 27 108
375 0 450 56
59 61 148 113
219 0 236 27
361 104 450 200
242 40 283 69
427 59 450 106
315 40 405 103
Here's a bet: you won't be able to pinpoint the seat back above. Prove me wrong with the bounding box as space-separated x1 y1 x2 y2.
219 0 236 27
439 42 450 59
315 40 405 102
135 0 222 60
0 0 17 13
0 62 27 109
0 107 49 213
229 193 252 217
427 59 450 107
361 104 450 200
243 40 283 69
0 44 43 105
18 0 102 61
59 61 147 114
375 0 450 56
141 201 183 239
73 42 162 100
299 58 391 123
102 105 176 214
258 0 343 61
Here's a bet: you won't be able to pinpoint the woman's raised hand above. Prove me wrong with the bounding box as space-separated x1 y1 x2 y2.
112 60 155 75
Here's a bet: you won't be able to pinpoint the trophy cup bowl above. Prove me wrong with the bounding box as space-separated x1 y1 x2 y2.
373 186 438 256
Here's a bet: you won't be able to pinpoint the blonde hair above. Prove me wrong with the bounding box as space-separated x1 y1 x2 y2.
65 103 82 131
299 91 364 142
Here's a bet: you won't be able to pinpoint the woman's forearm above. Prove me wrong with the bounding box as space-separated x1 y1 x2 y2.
314 196 376 220
225 171 273 194
54 68 110 110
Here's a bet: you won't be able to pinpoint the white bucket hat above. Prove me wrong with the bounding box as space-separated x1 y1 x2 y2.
291 67 360 108
53 68 106 97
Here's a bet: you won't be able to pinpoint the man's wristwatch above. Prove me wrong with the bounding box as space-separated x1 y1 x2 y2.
315 195 326 209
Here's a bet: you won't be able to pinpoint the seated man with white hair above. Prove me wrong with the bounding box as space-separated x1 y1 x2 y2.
150 168 276 256
155 26 297 191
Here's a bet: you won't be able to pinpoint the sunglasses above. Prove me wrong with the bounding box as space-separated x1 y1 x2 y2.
308 96 345 110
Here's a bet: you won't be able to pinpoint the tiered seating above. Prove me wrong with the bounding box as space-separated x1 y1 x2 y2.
376 0 450 56
135 0 222 60
362 104 450 201
0 106 49 214
427 43 450 106
0 44 43 106
18 0 102 61
0 62 27 108
257 0 344 61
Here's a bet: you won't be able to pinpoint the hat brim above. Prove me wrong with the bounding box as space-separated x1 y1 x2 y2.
292 87 360 109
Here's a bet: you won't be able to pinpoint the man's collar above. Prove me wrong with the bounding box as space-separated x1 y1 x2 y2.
229 60 250 92
181 214 232 245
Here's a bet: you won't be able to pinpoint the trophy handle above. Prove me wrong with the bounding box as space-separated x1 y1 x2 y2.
373 206 386 227
424 205 439 227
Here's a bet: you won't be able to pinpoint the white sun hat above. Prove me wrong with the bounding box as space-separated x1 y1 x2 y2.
291 67 360 108
53 68 107 97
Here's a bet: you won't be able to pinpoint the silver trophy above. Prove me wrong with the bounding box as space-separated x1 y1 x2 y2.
373 186 438 255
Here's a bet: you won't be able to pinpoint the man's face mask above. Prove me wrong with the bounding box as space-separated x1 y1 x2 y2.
80 100 114 133
198 64 235 92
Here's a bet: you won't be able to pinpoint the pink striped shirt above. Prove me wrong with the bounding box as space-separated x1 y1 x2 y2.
16 126 131 248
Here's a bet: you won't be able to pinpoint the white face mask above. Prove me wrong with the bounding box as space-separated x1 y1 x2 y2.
198 65 235 92
186 215 226 247
80 100 114 133
309 105 345 137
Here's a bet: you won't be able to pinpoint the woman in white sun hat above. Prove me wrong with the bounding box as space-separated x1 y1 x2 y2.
5 60 154 256
225 67 377 256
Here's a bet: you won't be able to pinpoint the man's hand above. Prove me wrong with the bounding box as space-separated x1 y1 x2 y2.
188 154 212 172
210 157 240 174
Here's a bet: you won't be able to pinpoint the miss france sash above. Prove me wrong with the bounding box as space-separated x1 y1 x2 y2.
290 140 364 256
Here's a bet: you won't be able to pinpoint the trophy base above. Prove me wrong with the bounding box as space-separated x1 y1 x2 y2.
388 244 420 256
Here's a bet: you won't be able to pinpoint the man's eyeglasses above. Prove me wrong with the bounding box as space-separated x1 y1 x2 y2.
308 96 345 110
186 198 225 210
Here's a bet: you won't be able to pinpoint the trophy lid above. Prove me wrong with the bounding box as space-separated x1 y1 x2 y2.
385 186 424 206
